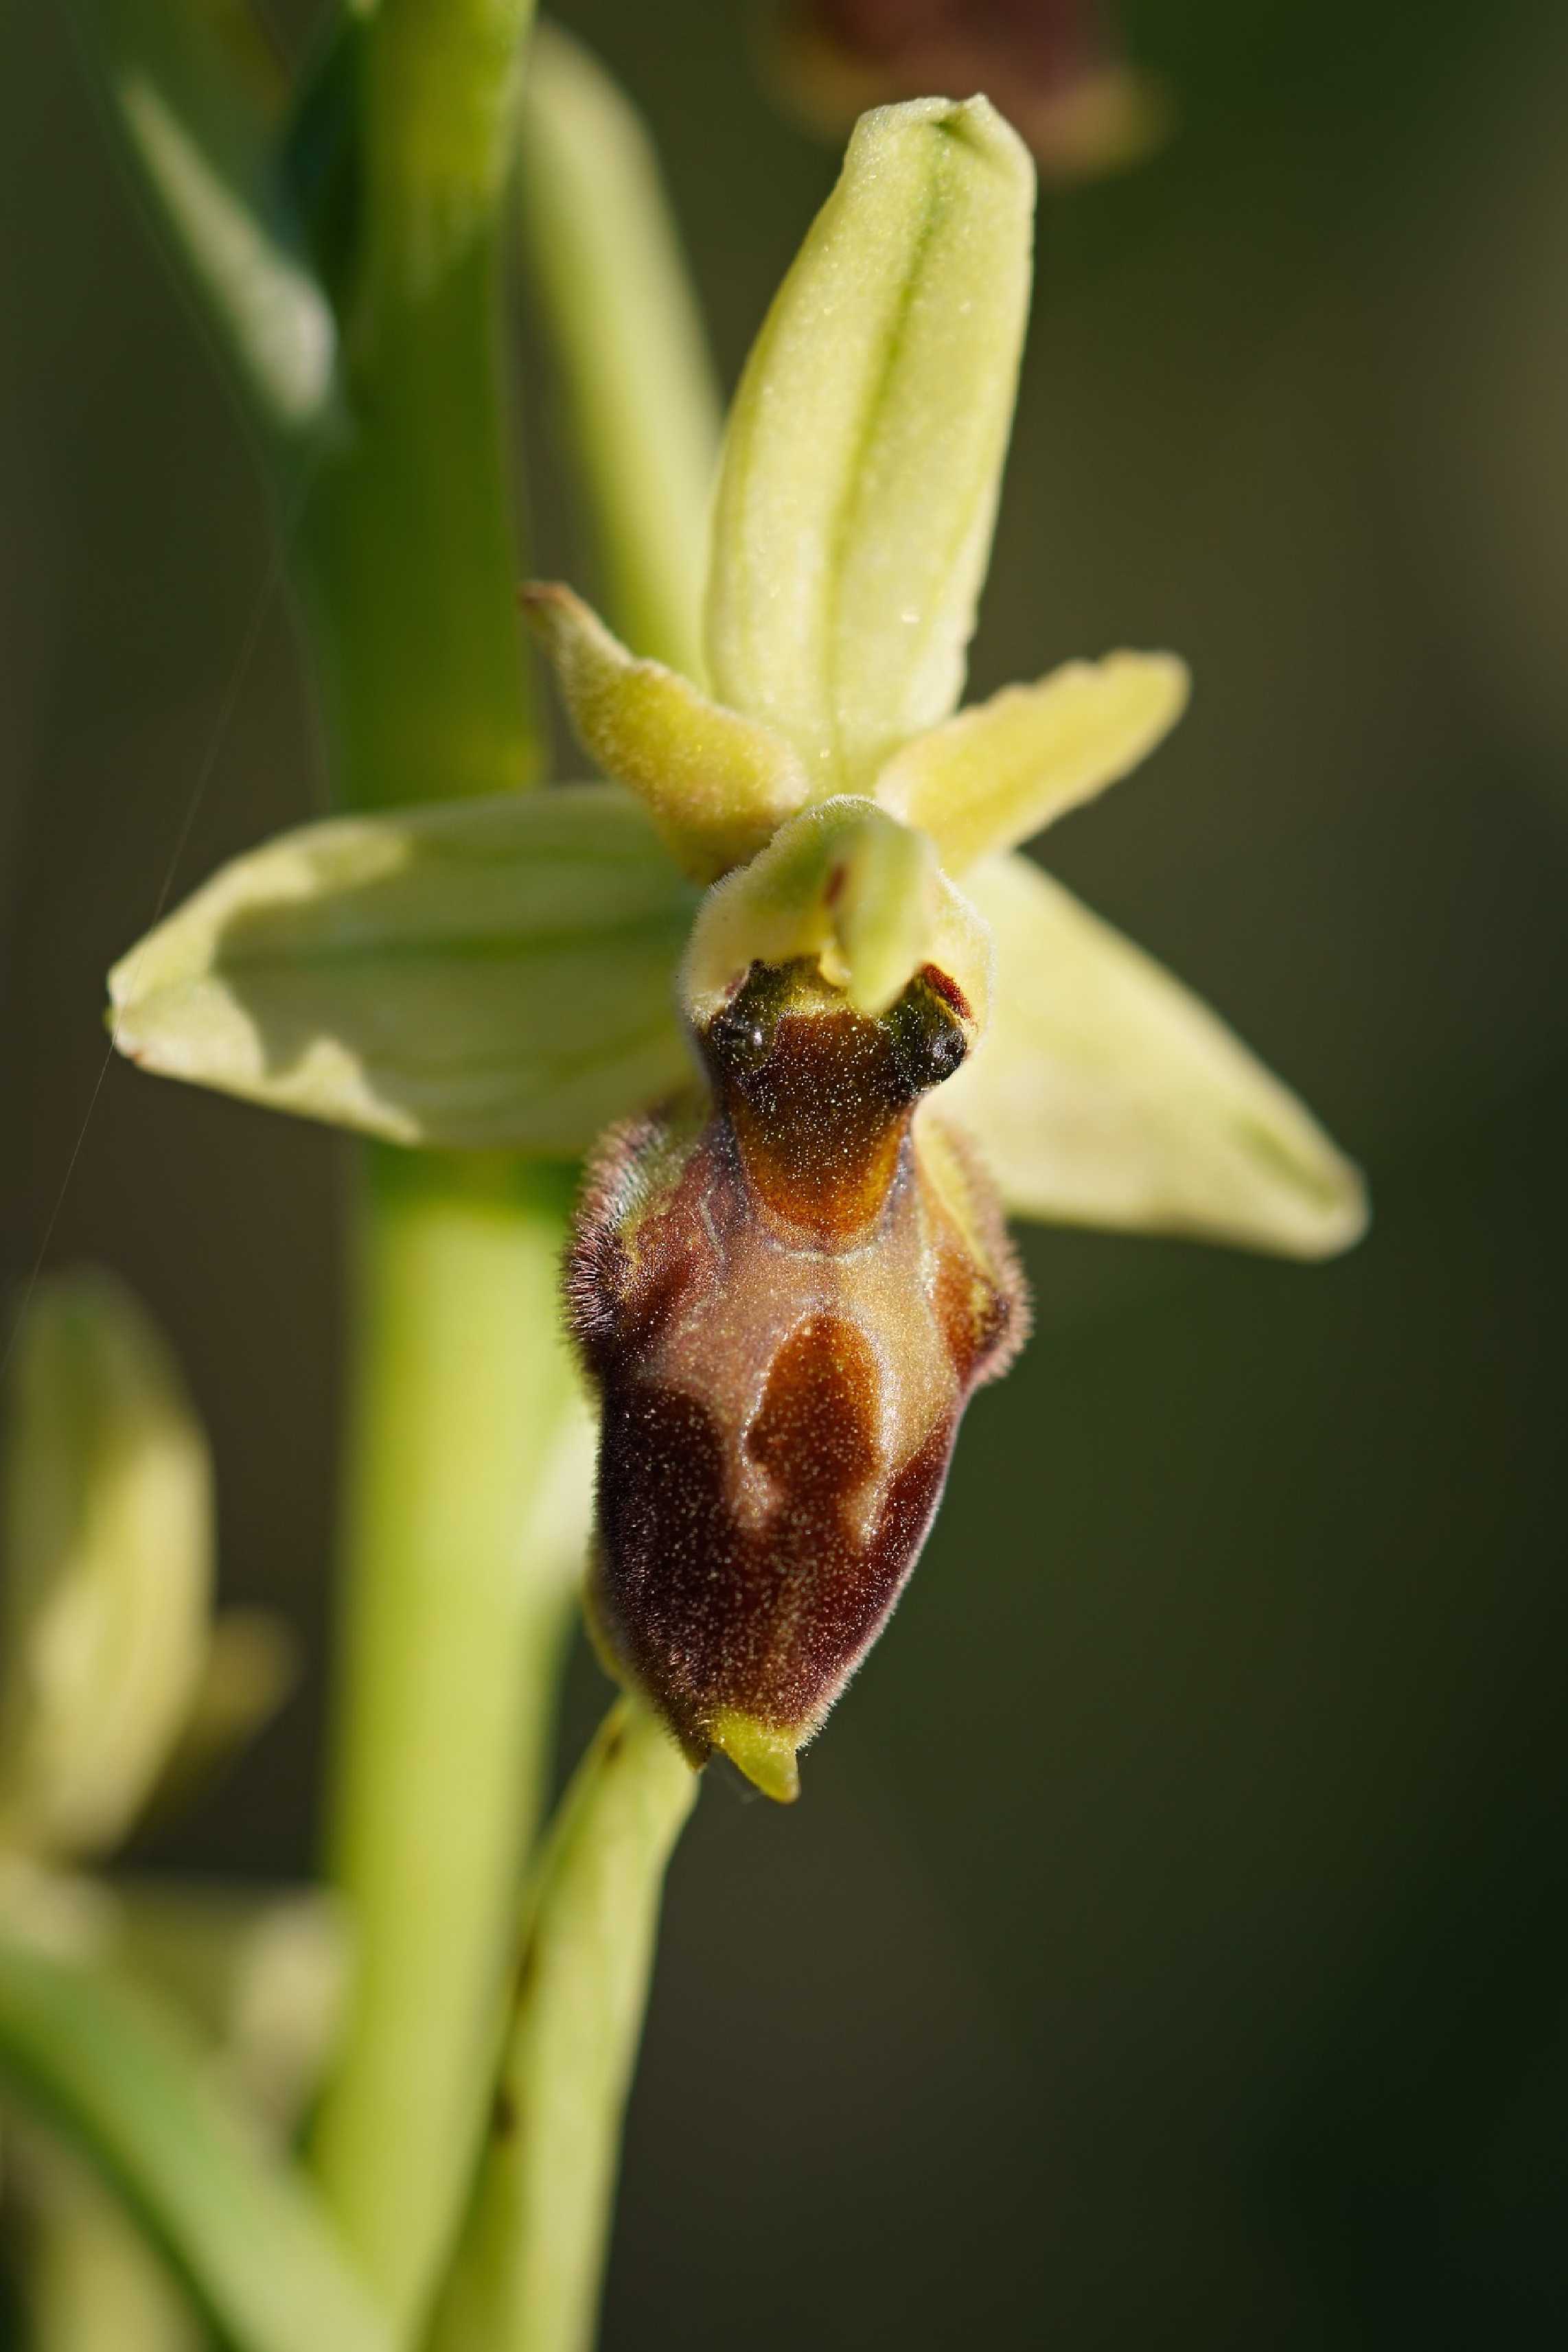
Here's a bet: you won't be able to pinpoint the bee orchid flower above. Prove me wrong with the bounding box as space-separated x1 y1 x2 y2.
108 97 1365 1800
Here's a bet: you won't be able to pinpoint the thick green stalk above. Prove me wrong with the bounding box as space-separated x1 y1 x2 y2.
297 0 542 807
517 21 722 678
312 1152 585 2329
295 2 584 2336
0 1937 390 2352
424 1702 697 2352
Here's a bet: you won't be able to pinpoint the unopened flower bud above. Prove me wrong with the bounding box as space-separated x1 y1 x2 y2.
566 956 1026 1801
0 1273 213 1860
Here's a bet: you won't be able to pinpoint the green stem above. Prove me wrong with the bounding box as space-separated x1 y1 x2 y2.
294 5 582 2332
517 21 722 678
0 1937 390 2352
424 1702 698 2352
297 0 542 807
311 1151 584 2333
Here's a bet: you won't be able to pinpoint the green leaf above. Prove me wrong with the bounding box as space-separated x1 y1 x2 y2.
874 651 1189 873
107 786 700 1154
0 1276 213 1863
705 96 1035 794
425 1700 697 2352
11 2129 201 2352
70 0 336 439
522 585 807 880
0 1935 389 2352
944 854 1368 1258
679 796 992 1026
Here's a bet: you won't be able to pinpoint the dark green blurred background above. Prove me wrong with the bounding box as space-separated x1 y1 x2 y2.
5 0 1568 2342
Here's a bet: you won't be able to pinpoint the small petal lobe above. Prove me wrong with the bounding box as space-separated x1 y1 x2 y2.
875 651 1189 872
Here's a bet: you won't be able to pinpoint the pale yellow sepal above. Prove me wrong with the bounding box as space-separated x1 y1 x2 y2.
707 1711 800 1805
522 584 807 881
0 1275 213 1862
875 650 1190 873
944 855 1368 1259
108 784 700 1154
680 797 992 1030
705 95 1035 794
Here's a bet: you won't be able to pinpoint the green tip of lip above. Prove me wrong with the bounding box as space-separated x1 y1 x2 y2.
708 1711 801 1803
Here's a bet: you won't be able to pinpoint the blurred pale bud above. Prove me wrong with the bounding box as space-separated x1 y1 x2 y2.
522 584 809 879
706 95 1035 792
0 1274 212 1861
680 796 992 1027
771 0 1169 180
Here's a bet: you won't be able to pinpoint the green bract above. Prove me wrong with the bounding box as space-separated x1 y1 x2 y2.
108 94 1365 1261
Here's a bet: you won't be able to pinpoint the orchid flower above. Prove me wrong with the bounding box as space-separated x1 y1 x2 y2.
108 96 1364 1799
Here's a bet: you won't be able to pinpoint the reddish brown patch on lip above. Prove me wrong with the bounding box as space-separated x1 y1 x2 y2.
591 1316 953 1753
566 958 1028 1776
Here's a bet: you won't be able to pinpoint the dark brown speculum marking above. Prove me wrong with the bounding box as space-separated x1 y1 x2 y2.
566 959 1027 1798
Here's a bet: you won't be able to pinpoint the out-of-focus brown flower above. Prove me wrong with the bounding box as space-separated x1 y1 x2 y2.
770 0 1167 178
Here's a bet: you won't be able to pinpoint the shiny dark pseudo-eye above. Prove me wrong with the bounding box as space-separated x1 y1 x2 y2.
565 958 1029 1801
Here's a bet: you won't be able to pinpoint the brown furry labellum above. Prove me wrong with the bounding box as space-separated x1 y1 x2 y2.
565 956 1029 1801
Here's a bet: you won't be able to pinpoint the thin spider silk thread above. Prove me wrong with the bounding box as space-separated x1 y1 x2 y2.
0 489 312 1383
1 0 342 1378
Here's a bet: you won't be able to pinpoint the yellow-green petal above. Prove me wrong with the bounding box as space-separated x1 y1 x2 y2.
522 585 807 879
680 796 992 1028
0 1276 213 1863
944 854 1368 1258
705 96 1035 794
875 651 1190 873
107 785 700 1154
